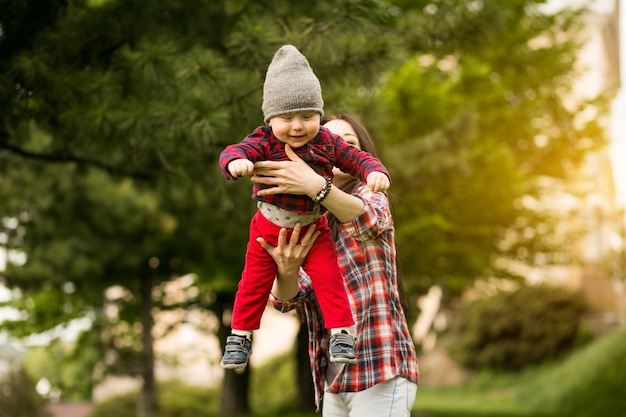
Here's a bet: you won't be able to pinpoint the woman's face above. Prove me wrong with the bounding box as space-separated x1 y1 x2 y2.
323 119 362 186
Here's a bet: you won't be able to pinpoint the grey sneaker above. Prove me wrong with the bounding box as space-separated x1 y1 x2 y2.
221 335 252 369
329 330 356 364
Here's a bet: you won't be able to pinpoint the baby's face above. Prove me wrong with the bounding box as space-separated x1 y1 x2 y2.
269 112 321 149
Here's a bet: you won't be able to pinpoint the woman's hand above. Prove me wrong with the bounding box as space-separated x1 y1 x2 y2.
257 223 320 300
255 144 366 223
253 145 326 198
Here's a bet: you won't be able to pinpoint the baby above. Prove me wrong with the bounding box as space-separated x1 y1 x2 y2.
218 45 390 369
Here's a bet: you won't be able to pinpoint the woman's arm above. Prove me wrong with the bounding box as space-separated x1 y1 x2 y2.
256 223 320 300
253 144 365 223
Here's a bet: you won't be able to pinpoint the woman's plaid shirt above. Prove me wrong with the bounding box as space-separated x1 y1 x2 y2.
271 185 419 411
219 125 389 214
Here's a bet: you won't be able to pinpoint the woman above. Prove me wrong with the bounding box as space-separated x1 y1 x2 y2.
253 114 419 416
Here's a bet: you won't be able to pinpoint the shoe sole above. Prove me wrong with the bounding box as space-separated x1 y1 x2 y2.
329 357 357 364
221 360 249 370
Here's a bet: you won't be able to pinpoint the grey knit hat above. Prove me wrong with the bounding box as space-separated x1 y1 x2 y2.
262 45 324 123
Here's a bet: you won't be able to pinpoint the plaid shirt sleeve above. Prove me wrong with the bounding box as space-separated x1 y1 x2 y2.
219 126 269 180
341 186 393 241
269 273 315 313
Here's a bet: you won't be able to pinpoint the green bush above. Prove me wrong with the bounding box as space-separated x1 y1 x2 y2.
88 380 217 417
449 283 588 371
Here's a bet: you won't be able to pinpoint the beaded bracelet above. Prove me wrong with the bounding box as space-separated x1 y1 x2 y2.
312 176 332 203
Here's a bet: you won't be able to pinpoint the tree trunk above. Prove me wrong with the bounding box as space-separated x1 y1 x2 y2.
220 368 251 416
296 321 315 411
216 293 251 416
139 272 158 417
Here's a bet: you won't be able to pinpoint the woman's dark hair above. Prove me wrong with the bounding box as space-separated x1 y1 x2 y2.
321 113 409 315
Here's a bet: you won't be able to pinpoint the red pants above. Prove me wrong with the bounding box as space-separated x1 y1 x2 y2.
231 210 354 331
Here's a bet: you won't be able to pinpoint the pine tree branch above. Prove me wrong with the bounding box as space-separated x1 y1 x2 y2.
155 147 186 177
205 16 345 112
0 141 153 181
208 84 261 113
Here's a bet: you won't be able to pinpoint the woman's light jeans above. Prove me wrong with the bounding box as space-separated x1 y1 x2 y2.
322 377 417 417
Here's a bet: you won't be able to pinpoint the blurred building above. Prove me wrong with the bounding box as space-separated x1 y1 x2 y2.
532 0 625 333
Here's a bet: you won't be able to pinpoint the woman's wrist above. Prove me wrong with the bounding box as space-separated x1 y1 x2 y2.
311 176 332 203
316 184 366 223
308 175 329 200
272 270 301 300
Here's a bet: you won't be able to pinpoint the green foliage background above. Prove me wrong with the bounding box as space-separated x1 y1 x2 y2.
1 0 605 335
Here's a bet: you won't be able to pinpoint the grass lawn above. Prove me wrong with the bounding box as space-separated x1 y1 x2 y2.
410 326 626 417
250 326 626 417
413 379 554 417
88 326 626 417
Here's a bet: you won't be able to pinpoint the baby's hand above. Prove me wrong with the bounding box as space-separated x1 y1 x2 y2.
228 159 254 178
366 172 390 192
